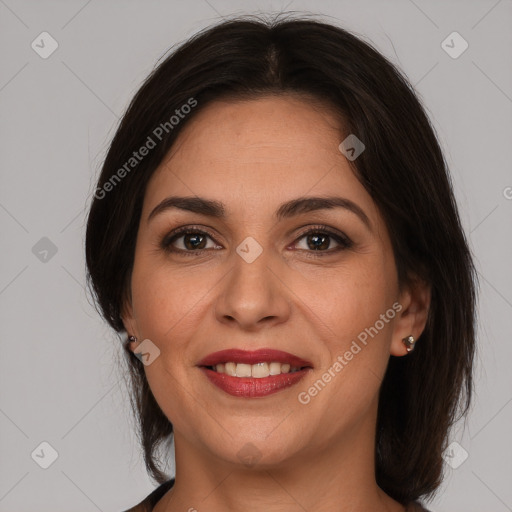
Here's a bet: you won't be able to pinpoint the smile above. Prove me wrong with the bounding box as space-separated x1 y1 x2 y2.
196 348 313 398
199 366 311 398
207 361 303 377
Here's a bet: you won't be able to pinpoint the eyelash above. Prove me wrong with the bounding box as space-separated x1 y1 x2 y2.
160 224 353 258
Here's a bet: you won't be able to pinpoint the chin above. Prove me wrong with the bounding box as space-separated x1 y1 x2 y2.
204 429 307 469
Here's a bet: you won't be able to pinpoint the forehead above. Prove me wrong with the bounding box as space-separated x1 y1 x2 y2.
162 95 343 167
142 95 377 225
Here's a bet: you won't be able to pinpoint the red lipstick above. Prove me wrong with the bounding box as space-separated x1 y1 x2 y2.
197 348 313 398
197 348 312 368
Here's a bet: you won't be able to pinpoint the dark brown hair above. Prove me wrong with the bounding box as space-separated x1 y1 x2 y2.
85 13 477 505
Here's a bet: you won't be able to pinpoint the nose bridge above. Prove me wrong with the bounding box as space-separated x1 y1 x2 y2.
233 235 272 285
214 233 290 328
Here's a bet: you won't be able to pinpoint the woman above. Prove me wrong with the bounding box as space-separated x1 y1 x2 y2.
85 14 477 512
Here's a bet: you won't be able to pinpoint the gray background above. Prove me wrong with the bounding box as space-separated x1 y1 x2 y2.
1 0 511 510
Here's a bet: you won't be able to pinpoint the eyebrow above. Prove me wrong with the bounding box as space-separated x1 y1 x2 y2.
147 195 372 230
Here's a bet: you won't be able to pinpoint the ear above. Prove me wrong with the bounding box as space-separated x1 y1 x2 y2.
390 277 431 357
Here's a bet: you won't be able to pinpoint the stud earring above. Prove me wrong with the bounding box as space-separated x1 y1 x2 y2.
402 335 416 353
125 335 137 349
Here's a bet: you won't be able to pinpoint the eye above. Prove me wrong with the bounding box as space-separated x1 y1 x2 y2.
160 227 220 255
160 224 353 257
293 225 353 255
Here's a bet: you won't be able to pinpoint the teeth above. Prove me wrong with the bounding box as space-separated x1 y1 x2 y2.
225 362 236 376
269 362 282 375
252 362 270 378
214 362 300 377
235 363 252 377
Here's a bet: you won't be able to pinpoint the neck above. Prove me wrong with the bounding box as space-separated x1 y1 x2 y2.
155 401 406 512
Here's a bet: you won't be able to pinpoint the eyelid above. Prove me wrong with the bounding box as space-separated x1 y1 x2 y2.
160 223 353 254
293 224 352 246
160 225 220 249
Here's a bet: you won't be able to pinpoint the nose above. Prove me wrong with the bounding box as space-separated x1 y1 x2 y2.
214 243 291 331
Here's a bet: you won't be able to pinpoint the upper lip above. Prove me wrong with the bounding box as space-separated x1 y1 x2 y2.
197 348 313 368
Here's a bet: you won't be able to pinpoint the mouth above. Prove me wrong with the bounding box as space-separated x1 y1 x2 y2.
196 348 313 398
202 361 307 377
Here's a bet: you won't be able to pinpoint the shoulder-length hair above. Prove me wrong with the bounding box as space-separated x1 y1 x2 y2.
85 14 477 505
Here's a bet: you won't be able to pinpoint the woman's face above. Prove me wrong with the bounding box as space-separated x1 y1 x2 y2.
123 95 423 469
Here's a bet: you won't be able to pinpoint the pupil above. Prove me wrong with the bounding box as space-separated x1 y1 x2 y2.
185 233 206 250
309 234 328 250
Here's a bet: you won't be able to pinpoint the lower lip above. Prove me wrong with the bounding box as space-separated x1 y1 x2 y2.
199 367 310 398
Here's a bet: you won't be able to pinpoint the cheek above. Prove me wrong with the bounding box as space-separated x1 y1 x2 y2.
130 255 212 340
298 265 397 427
305 255 395 340
130 262 210 428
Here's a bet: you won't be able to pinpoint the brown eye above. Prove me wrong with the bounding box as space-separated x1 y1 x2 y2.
294 226 353 254
161 228 220 255
180 232 208 250
160 224 352 257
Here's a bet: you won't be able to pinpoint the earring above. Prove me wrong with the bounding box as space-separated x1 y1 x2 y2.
125 335 137 349
402 335 416 353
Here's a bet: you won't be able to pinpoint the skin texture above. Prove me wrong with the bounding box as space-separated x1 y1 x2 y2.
122 95 430 512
